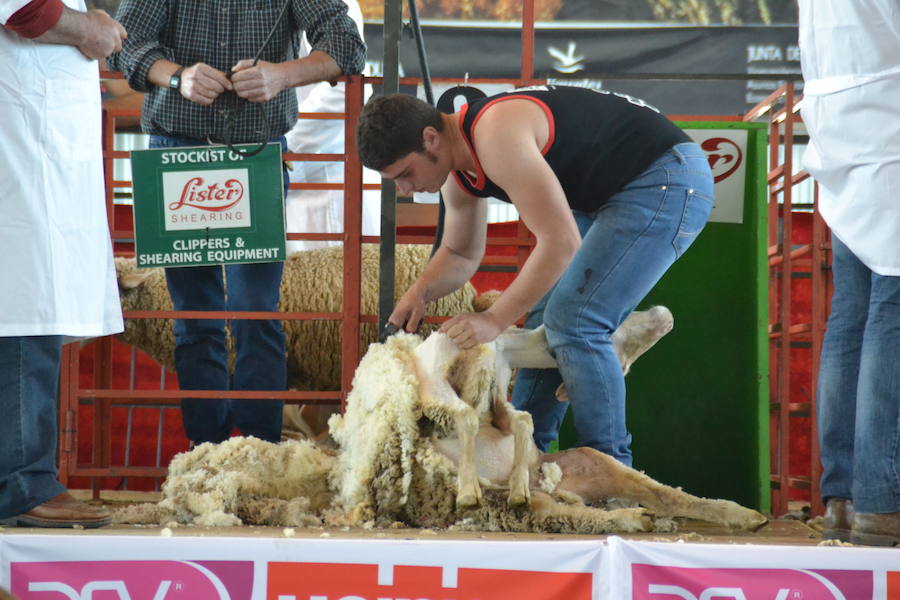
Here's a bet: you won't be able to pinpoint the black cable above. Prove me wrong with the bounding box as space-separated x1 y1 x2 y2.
407 0 433 106
403 0 445 258
221 0 293 158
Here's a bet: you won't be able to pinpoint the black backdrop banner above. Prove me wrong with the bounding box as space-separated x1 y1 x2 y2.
88 0 802 117
364 24 801 116
554 0 797 24
89 0 798 25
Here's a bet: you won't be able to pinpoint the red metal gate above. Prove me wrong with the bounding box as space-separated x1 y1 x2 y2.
745 82 831 517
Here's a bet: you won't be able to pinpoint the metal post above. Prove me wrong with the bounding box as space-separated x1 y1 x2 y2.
521 0 535 82
810 181 826 516
342 75 365 408
775 82 795 517
378 0 402 335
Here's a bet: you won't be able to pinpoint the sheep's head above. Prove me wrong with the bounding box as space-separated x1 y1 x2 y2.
116 257 154 290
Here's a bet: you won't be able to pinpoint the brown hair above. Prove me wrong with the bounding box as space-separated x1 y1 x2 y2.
356 94 443 171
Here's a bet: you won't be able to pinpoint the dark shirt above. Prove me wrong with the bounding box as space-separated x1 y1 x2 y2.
452 85 691 212
107 0 365 143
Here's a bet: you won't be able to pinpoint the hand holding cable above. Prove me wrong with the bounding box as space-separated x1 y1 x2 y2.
179 63 232 106
231 60 289 104
219 0 291 157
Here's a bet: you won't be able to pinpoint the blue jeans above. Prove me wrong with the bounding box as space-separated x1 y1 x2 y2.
150 135 289 444
817 236 900 514
0 336 67 518
511 142 713 466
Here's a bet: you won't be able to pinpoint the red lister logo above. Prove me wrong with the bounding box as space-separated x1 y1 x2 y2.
701 137 743 184
169 176 245 212
267 562 592 600
162 168 251 231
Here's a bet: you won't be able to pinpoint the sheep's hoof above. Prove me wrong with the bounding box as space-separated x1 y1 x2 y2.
638 510 654 531
507 489 530 507
606 507 654 532
457 486 482 508
457 493 479 508
726 506 769 531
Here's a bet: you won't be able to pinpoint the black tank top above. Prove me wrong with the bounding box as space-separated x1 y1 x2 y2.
451 85 691 212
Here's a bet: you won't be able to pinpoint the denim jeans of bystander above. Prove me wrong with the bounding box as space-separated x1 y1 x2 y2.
150 135 290 444
0 335 66 517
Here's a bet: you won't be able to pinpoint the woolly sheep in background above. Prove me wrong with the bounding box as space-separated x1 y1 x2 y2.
115 244 477 441
115 244 476 391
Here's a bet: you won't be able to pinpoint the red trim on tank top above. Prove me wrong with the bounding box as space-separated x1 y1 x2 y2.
454 95 556 194
450 105 474 196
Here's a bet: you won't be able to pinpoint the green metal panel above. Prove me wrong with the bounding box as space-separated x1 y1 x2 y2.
131 143 286 268
556 122 769 512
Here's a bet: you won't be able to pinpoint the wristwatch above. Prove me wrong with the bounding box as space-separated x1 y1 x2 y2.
168 66 185 91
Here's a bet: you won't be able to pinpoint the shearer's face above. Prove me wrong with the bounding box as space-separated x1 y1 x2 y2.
380 126 450 196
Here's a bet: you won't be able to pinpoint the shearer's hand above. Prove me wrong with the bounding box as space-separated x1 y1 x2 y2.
231 59 288 103
389 285 428 334
440 312 504 350
180 63 232 106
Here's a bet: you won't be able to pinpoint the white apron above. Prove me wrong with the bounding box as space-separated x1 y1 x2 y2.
0 0 123 338
798 0 900 276
284 0 379 254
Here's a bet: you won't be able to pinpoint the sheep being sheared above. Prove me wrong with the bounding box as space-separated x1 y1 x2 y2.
119 305 766 534
328 323 768 534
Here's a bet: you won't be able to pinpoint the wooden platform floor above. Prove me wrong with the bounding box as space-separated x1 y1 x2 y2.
0 491 826 547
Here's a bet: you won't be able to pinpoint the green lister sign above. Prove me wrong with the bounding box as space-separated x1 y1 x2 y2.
131 143 285 268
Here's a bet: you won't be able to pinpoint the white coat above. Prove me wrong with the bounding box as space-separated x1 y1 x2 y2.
798 0 900 276
0 0 123 338
284 0 380 254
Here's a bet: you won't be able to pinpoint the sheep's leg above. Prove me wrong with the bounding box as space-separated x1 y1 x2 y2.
529 491 654 534
414 333 482 508
451 406 482 507
546 447 768 531
497 307 673 377
497 311 674 404
494 326 557 369
611 306 674 375
491 357 534 506
552 306 677 401
503 405 533 506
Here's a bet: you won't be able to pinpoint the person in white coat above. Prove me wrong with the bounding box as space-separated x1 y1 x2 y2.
285 0 379 254
0 0 126 528
799 0 900 546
